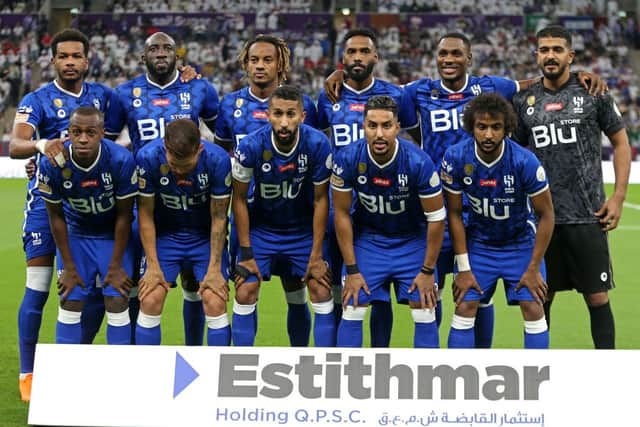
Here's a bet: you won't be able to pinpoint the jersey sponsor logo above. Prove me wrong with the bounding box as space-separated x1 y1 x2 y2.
447 93 464 100
152 98 170 106
278 163 295 173
531 124 577 148
349 103 365 112
160 192 207 210
467 194 510 220
479 179 496 187
80 179 99 188
430 108 463 132
68 195 116 214
177 179 193 186
372 177 391 187
259 181 303 200
138 118 167 141
332 123 363 147
572 96 584 114
429 171 440 188
544 102 563 111
358 192 406 215
330 174 344 187
252 111 268 119
38 182 52 194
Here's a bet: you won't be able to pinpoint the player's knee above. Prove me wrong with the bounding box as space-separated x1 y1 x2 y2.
454 300 479 318
584 291 609 307
182 289 202 302
60 299 84 312
139 289 166 315
285 287 308 305
104 296 129 313
342 306 367 321
235 282 259 304
307 279 331 302
411 308 436 324
202 292 226 317
25 266 53 292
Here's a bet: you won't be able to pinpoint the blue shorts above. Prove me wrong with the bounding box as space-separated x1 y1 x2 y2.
458 241 546 305
56 236 135 301
22 230 56 261
142 231 230 283
344 233 436 305
436 228 454 284
234 227 320 283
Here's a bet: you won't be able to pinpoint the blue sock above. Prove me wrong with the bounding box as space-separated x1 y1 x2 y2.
474 303 495 348
183 299 205 346
435 299 443 327
107 324 131 345
448 327 475 348
232 302 256 346
336 319 363 347
135 312 161 345
312 301 336 347
207 326 231 346
287 303 311 347
369 300 393 347
128 296 140 344
80 287 105 344
18 288 49 373
524 330 549 349
414 321 439 348
56 322 81 344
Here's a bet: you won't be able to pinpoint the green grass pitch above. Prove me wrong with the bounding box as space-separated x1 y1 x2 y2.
0 178 638 425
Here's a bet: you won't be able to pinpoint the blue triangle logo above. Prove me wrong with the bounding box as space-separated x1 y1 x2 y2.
173 352 199 399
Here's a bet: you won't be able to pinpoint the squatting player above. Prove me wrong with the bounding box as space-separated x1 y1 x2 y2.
331 95 445 348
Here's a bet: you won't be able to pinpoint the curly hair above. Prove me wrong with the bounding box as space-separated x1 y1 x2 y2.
462 93 517 135
238 34 291 84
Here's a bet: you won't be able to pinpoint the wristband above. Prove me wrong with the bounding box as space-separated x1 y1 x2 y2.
35 139 47 155
421 265 435 275
345 264 359 275
239 246 254 261
455 253 471 272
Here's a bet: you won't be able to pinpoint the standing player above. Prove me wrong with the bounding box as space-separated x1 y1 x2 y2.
513 26 631 349
38 107 137 346
135 119 232 346
442 93 553 349
9 29 114 402
231 85 334 347
331 96 445 348
317 28 407 347
215 35 318 346
105 31 220 346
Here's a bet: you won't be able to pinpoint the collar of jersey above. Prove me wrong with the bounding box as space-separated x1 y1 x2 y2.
367 138 399 169
145 71 179 90
439 74 469 94
474 138 505 168
248 87 269 103
270 129 300 157
69 142 102 172
53 80 84 98
343 78 375 95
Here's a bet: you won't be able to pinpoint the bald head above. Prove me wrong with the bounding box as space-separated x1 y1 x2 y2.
143 32 178 83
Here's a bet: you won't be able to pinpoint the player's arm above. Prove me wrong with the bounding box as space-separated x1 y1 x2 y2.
9 122 67 167
214 136 233 153
444 189 482 305
517 188 554 304
323 69 345 104
305 181 331 289
596 128 631 231
137 194 168 300
231 178 261 285
104 197 135 297
200 196 231 301
517 72 607 95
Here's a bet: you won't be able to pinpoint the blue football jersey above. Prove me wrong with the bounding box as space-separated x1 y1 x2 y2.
331 138 442 236
399 74 518 165
105 72 219 155
37 139 137 238
317 79 406 152
441 137 549 246
136 139 231 235
215 86 318 149
232 124 332 232
14 80 114 233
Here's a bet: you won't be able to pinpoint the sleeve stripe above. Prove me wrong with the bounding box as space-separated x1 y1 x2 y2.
213 134 233 142
211 193 231 199
116 191 138 200
40 196 61 204
331 186 353 192
443 186 462 194
528 184 549 198
203 114 217 122
313 177 330 185
138 192 154 198
419 189 442 199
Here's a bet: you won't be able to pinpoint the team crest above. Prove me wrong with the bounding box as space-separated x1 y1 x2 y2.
160 164 170 175
62 168 72 180
357 162 367 174
430 89 439 100
464 164 474 176
262 150 272 161
133 87 142 98
527 96 535 106
93 98 101 109
235 98 244 108
53 98 63 108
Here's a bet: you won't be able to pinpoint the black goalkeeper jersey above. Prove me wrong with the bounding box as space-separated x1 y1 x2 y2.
513 74 625 225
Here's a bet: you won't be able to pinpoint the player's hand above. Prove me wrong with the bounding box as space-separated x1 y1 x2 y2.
577 71 608 96
25 158 36 179
138 266 169 301
199 270 229 302
57 266 85 302
103 264 134 297
342 273 369 308
516 267 548 305
324 69 345 104
234 258 262 288
44 138 69 168
178 64 201 82
452 271 482 306
595 195 624 231
304 258 332 291
409 272 438 309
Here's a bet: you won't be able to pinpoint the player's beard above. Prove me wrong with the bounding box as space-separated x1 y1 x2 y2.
146 57 177 83
345 62 375 83
541 60 567 81
273 128 298 149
